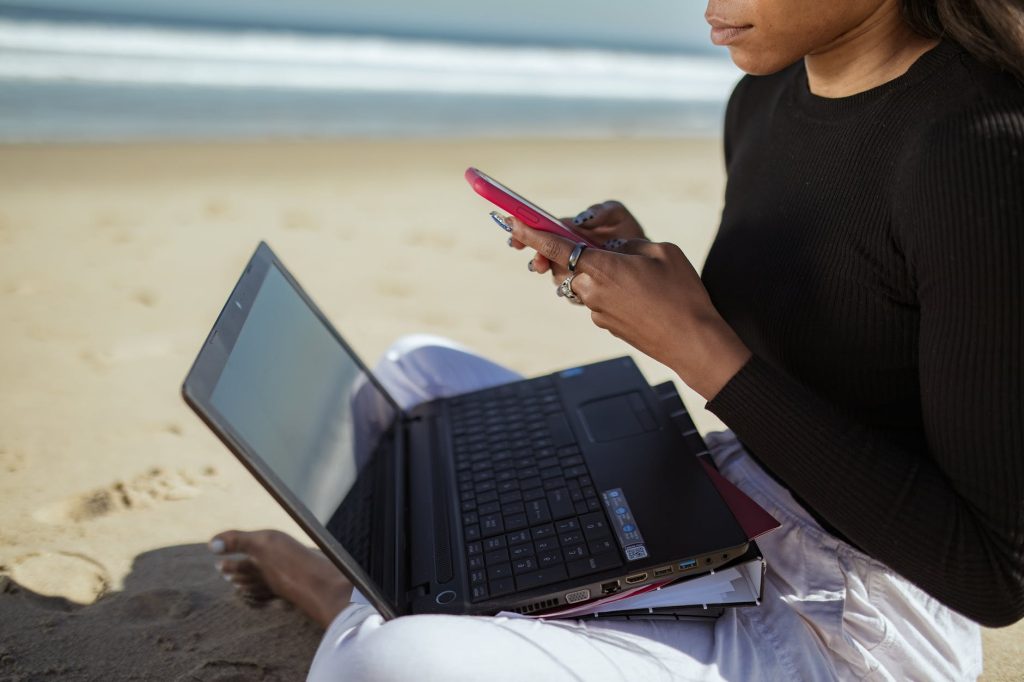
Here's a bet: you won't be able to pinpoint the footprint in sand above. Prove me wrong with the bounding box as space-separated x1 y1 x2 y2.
121 588 199 622
0 447 24 473
176 660 271 682
4 551 111 605
34 467 218 524
133 289 159 308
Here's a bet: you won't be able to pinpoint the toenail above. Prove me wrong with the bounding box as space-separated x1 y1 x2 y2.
209 538 226 554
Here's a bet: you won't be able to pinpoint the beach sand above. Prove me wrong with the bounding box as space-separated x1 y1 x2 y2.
0 140 1018 680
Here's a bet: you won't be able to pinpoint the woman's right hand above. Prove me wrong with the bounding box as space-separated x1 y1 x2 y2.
512 200 647 274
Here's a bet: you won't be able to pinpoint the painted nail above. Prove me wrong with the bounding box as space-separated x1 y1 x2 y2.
490 211 513 233
528 260 535 272
507 237 513 247
209 538 226 554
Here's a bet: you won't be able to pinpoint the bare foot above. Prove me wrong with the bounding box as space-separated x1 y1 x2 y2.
210 529 353 628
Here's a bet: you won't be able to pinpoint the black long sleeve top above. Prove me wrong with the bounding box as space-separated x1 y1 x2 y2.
701 41 1024 627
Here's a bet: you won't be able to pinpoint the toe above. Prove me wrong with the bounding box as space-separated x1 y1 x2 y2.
210 529 252 555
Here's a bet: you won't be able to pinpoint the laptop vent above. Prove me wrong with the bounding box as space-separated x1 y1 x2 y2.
511 598 559 615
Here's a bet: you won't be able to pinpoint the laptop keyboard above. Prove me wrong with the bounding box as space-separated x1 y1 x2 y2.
449 377 624 602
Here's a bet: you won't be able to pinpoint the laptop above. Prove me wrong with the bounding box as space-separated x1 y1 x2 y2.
182 243 749 619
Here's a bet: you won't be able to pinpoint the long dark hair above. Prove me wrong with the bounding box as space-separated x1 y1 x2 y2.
901 0 1024 81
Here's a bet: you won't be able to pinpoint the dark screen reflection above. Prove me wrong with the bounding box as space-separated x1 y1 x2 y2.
210 265 396 575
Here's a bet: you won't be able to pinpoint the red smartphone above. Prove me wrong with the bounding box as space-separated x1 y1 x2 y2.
465 167 601 248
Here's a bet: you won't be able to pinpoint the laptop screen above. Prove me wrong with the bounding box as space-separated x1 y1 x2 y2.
208 263 397 576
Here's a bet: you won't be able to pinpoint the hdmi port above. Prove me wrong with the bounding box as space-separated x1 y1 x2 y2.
625 572 648 584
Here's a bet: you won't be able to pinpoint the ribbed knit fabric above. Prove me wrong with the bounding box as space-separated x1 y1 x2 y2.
701 41 1024 627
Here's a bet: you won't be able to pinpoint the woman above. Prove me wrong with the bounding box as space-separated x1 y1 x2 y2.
211 0 1023 678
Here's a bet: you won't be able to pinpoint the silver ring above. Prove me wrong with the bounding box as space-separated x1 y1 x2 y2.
560 273 583 304
568 243 588 272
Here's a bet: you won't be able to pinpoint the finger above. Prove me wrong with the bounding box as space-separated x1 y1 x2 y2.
508 217 577 269
510 237 526 250
532 253 552 274
573 200 625 227
615 238 664 257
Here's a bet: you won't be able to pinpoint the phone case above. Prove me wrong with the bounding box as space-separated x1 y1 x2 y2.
465 167 601 247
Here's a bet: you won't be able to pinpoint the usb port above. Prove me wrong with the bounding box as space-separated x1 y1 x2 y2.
625 572 648 584
653 566 673 578
679 558 698 571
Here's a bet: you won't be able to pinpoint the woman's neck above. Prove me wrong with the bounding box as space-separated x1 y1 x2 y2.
805 1 939 98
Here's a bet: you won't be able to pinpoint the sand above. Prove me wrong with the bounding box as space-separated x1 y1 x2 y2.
0 139 1018 680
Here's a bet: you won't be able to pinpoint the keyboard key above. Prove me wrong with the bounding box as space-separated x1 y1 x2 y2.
471 584 489 602
537 456 558 469
537 548 563 568
461 500 477 513
485 548 510 565
506 530 531 545
560 454 584 467
483 536 507 551
509 543 535 560
515 565 568 592
470 569 487 585
559 531 584 546
467 542 482 556
504 513 528 531
523 487 546 502
489 577 515 598
480 514 505 537
563 544 588 560
499 491 523 505
503 501 525 515
477 490 498 504
488 563 513 581
463 512 478 526
556 519 579 533
543 477 567 491
546 414 574 446
574 500 590 515
566 551 623 578
534 537 558 553
465 525 481 541
526 499 551 525
547 489 574 519
587 498 602 512
588 538 616 555
519 476 543 490
531 524 555 539
479 501 501 516
564 465 588 478
497 480 519 493
580 513 611 540
469 555 485 570
512 557 537 574
540 466 562 480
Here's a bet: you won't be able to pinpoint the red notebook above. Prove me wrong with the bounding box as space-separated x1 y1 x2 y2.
699 457 781 540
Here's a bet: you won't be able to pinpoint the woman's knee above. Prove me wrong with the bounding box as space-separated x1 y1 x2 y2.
338 616 479 681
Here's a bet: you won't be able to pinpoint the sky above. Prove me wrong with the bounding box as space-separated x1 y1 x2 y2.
0 0 718 54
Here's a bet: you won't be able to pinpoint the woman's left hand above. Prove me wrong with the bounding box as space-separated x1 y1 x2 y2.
507 216 751 401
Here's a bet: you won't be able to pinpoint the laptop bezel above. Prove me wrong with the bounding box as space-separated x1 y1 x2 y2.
181 241 407 620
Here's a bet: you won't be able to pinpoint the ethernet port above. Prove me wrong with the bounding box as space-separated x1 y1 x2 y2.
601 580 621 595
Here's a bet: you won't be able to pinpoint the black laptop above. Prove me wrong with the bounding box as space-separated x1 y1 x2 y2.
182 243 749 619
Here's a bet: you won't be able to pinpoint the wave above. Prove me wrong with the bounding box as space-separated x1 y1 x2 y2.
0 18 740 101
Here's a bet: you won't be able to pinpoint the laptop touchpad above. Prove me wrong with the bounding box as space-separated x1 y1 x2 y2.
578 392 658 442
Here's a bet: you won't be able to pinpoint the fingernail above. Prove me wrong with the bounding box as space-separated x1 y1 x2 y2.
527 260 534 272
209 539 226 554
490 211 513 233
507 237 513 247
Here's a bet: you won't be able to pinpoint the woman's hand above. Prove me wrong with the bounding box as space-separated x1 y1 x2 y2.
506 216 751 401
511 200 646 274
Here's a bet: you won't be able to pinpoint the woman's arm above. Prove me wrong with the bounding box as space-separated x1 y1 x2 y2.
707 103 1024 626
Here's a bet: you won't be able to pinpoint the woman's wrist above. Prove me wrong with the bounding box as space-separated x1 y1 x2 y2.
669 317 752 402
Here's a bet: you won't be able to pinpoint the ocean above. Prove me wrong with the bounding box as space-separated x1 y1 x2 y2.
0 5 741 141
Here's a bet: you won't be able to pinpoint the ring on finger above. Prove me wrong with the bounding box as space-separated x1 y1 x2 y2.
568 242 588 272
560 273 584 305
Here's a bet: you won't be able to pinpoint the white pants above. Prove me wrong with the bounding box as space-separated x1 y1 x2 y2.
308 335 983 681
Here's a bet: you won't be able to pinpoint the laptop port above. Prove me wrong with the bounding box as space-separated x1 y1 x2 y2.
601 580 621 595
653 566 673 578
679 558 698 571
625 572 648 584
